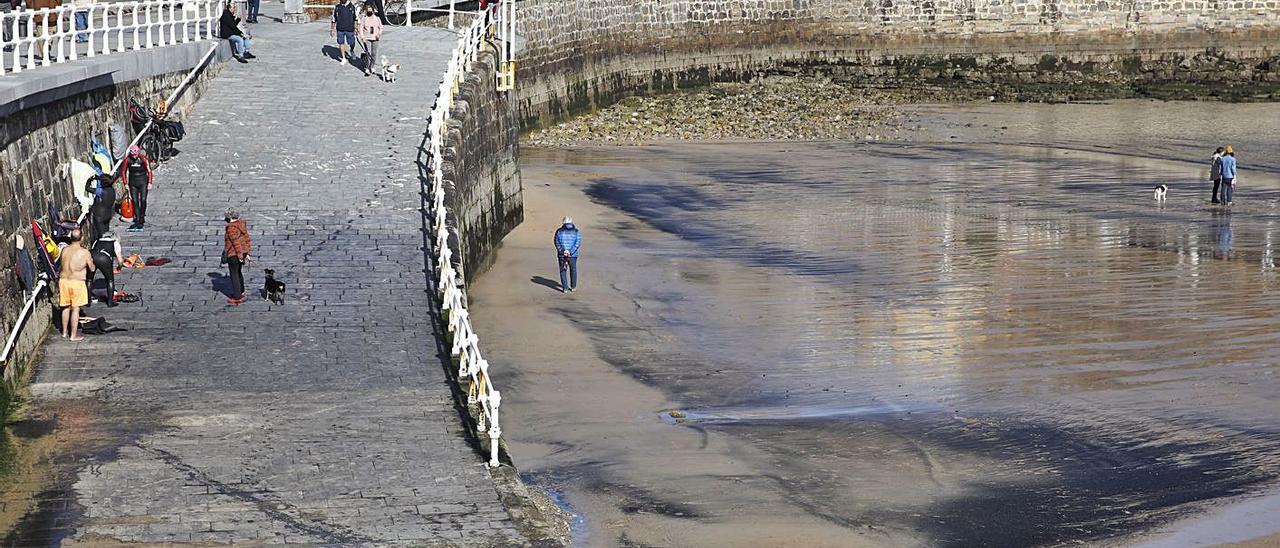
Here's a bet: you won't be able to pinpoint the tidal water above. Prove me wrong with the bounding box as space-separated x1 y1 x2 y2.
508 101 1280 546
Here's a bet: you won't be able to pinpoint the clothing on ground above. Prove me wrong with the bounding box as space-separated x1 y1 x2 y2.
555 224 581 257
59 279 88 307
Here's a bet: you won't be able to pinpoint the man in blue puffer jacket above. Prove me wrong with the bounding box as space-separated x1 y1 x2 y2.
554 216 581 293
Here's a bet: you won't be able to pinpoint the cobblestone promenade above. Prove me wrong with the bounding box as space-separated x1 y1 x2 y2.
19 9 524 546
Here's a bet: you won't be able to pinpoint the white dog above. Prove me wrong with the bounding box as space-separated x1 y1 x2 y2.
380 55 399 83
1153 184 1168 201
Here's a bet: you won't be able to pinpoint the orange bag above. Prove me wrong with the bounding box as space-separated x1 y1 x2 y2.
120 193 135 219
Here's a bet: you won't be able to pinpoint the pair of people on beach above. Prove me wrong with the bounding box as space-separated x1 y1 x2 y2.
1209 146 1239 205
331 0 383 77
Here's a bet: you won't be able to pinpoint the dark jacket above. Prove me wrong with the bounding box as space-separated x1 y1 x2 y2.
219 9 243 38
332 2 357 32
224 219 252 259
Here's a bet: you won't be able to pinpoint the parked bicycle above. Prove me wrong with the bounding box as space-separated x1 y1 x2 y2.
128 99 185 162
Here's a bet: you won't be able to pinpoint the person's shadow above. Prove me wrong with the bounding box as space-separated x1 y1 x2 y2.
321 45 343 62
530 276 562 292
207 272 235 297
320 45 371 71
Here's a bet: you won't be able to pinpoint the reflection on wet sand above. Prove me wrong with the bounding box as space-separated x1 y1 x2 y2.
473 124 1280 546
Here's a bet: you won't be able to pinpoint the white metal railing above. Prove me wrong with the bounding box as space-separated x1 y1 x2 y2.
1 0 222 77
425 0 514 468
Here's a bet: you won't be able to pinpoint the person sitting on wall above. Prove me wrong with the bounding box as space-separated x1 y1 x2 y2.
220 2 255 63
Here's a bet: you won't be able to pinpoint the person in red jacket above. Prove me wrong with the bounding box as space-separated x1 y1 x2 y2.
223 209 252 304
123 145 153 232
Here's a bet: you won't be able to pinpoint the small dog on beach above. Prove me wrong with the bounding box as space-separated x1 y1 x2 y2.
380 55 399 83
264 269 286 304
1153 184 1168 201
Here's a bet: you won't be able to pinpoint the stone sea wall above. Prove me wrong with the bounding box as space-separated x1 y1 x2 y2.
439 49 523 282
0 44 226 384
515 0 1280 127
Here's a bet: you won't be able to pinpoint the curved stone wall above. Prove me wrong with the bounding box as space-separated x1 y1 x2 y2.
515 0 1280 127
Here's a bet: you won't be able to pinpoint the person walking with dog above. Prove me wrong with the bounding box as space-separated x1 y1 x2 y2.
223 209 252 305
59 229 95 341
123 145 152 232
358 4 383 78
554 216 581 293
1220 146 1238 206
331 0 358 65
1209 146 1225 204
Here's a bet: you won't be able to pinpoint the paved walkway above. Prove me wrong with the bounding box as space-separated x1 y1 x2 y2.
21 8 523 546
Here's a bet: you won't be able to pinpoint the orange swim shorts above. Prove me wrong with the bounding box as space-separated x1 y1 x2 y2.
58 279 89 307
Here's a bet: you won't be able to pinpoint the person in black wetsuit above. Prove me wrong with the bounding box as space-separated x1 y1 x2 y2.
89 173 116 238
90 232 125 307
123 145 152 232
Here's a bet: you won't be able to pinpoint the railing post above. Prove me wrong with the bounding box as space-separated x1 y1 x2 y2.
116 4 125 52
487 391 501 467
144 1 153 48
405 0 412 27
85 5 96 57
447 0 454 30
130 2 139 50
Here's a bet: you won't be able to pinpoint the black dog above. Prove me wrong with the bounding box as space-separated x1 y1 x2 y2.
264 269 286 304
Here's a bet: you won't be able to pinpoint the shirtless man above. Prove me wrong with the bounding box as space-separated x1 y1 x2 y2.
59 229 95 341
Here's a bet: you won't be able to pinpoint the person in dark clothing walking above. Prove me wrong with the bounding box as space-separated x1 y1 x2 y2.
90 232 125 307
246 0 260 23
1210 146 1225 204
123 145 152 232
554 216 581 293
331 0 358 65
220 2 254 62
224 209 252 305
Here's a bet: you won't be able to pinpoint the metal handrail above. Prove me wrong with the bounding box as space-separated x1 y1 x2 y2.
1 0 222 77
425 1 513 468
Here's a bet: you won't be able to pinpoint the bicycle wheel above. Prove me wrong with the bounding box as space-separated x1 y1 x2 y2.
385 0 405 25
139 132 160 163
157 131 174 162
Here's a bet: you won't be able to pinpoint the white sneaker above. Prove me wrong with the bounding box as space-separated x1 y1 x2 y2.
340 58 347 65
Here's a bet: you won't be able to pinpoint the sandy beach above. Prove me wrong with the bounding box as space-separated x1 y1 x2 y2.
469 101 1280 546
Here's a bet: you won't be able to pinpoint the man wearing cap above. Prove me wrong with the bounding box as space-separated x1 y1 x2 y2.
1220 146 1238 205
554 217 581 293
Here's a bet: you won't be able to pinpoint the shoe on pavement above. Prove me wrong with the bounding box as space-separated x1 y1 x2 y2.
244 52 256 59
235 55 248 63
340 57 347 65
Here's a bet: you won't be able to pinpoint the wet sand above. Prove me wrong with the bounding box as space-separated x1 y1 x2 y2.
470 102 1280 546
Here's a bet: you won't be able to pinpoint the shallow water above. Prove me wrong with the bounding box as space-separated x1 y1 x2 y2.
500 101 1280 546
